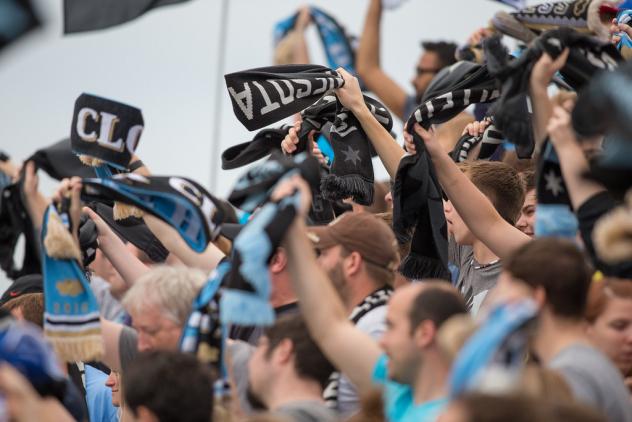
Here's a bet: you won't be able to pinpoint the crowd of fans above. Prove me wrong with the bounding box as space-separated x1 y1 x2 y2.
1 1 632 421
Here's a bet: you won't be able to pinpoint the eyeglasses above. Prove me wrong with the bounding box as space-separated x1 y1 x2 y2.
416 67 440 76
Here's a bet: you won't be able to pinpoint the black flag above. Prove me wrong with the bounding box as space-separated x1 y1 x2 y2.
64 0 192 34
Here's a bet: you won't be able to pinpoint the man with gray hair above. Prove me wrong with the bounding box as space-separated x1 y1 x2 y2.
100 265 206 373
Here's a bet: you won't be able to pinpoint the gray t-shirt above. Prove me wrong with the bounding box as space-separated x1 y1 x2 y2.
449 241 501 315
118 325 138 373
90 276 125 322
274 401 338 422
549 343 632 422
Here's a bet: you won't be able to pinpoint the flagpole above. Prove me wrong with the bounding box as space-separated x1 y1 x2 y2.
209 0 230 192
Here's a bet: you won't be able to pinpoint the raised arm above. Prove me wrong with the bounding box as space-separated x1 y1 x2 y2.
411 123 530 259
356 0 408 120
279 176 382 393
143 214 225 273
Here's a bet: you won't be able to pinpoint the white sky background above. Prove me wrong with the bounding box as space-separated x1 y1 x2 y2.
0 0 527 288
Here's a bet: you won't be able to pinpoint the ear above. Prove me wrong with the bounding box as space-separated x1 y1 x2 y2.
413 319 436 349
269 248 287 274
344 251 363 276
272 338 294 365
136 406 160 422
533 286 547 309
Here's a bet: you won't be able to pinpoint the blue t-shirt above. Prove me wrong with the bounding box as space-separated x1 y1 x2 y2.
85 365 119 422
372 354 447 422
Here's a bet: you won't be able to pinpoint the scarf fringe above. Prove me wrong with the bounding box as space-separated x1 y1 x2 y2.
45 332 103 362
399 253 450 281
113 202 144 220
43 211 82 261
320 174 374 206
219 289 275 327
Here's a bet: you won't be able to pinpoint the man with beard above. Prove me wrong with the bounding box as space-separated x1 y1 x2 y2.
308 212 399 415
356 0 457 121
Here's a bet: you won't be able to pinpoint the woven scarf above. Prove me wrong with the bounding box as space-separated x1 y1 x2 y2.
450 123 504 163
274 7 357 76
41 205 102 362
394 62 500 280
81 174 230 252
323 286 393 409
225 64 344 131
485 29 622 158
535 140 578 238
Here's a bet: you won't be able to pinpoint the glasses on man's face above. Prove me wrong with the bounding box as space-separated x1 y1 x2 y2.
416 67 440 76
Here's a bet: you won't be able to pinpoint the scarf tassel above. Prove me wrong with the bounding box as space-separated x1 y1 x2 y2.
399 253 450 281
45 331 103 362
43 210 82 262
320 174 374 206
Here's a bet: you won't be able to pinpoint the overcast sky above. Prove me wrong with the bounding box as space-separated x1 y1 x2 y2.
0 0 523 287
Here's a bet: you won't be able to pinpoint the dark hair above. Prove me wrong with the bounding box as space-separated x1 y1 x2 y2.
409 282 467 333
585 278 632 323
124 351 214 422
3 293 44 328
504 238 593 319
520 169 536 193
421 41 458 69
459 161 525 225
264 314 334 389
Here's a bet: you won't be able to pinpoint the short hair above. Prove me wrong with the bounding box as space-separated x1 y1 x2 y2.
2 293 44 328
520 169 536 193
264 314 334 389
124 350 214 422
421 41 458 69
122 266 206 325
585 278 632 323
459 161 525 225
339 245 397 287
504 238 593 319
408 282 467 333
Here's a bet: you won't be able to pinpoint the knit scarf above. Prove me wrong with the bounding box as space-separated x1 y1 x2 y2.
323 286 393 409
394 62 500 280
224 64 344 131
81 174 229 252
450 123 504 163
535 140 578 238
485 29 622 158
221 125 291 170
41 205 102 362
274 7 357 76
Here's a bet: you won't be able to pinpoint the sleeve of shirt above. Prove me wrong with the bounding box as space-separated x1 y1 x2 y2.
372 354 389 386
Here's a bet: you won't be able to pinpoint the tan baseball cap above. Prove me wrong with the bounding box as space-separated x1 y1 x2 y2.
307 212 400 271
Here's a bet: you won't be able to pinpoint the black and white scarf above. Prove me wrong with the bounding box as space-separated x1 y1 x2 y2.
323 286 393 409
450 123 504 163
224 64 344 131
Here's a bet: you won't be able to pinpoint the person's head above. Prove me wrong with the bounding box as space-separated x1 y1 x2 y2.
105 370 122 407
498 238 592 320
438 393 605 422
585 278 632 375
413 41 458 102
268 247 296 307
516 170 536 238
379 282 467 385
2 293 44 328
308 213 399 303
124 350 214 422
122 266 206 352
248 314 334 408
445 162 525 245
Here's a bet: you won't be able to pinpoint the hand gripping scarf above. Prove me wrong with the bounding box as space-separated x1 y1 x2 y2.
449 300 538 396
81 174 230 253
274 7 357 76
394 62 500 280
41 205 102 362
450 123 504 163
484 29 622 159
225 64 344 131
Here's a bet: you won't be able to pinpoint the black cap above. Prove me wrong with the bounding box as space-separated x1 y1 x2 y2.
0 274 43 306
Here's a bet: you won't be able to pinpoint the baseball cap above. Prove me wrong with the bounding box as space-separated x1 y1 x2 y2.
0 274 43 306
307 212 400 271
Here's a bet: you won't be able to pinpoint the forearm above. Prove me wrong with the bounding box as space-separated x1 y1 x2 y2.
529 84 553 146
354 106 405 179
284 220 348 337
431 151 530 258
555 142 606 210
98 234 149 286
356 0 382 75
292 31 310 64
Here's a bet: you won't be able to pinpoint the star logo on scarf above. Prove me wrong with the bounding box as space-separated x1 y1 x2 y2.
342 146 361 166
544 170 564 197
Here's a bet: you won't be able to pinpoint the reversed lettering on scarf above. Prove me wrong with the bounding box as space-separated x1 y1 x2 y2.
76 107 143 152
